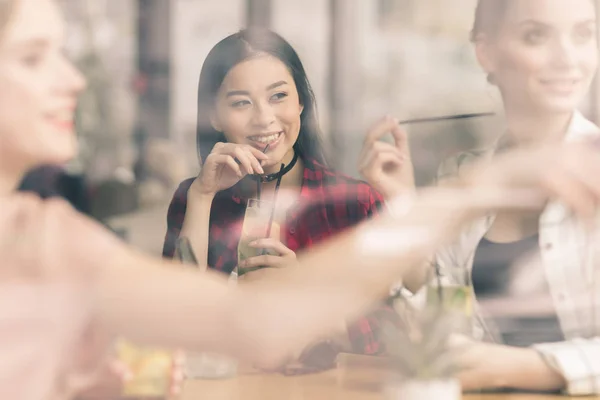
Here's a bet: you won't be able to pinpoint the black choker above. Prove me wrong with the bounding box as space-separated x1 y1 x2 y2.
250 151 299 183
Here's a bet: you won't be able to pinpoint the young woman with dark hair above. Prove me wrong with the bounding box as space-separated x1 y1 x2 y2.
163 28 400 364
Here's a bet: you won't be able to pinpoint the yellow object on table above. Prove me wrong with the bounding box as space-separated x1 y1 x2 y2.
116 339 173 399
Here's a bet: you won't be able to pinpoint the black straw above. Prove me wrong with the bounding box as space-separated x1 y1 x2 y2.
399 112 495 126
265 163 284 237
434 262 444 305
262 163 285 255
256 144 271 202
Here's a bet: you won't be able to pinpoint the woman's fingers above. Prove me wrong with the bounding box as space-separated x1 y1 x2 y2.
359 142 404 169
470 143 600 218
542 167 597 218
240 255 286 270
212 143 267 175
244 145 270 162
359 150 405 195
359 148 403 176
231 147 255 175
209 154 243 178
364 115 399 147
169 351 185 397
244 147 265 174
248 238 295 257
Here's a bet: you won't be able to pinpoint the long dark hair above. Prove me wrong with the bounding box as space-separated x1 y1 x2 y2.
196 28 327 166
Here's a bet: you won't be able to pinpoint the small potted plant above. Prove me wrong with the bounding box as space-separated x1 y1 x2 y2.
382 298 469 400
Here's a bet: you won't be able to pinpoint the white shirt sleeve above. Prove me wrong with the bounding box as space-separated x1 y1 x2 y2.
533 338 600 395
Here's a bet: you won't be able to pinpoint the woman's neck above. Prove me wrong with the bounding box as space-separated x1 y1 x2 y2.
262 156 304 191
263 147 296 175
503 105 573 147
0 167 24 196
257 149 304 204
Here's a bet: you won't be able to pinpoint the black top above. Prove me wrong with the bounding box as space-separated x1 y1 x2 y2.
18 165 91 215
472 234 565 347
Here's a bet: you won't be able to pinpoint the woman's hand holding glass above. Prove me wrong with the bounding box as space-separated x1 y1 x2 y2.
238 237 299 279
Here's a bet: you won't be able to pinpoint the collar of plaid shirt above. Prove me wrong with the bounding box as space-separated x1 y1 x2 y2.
433 110 600 343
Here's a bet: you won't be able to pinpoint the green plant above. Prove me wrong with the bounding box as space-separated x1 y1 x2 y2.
383 298 469 381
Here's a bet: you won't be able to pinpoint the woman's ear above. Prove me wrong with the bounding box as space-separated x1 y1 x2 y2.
474 35 497 79
299 103 304 115
209 111 222 132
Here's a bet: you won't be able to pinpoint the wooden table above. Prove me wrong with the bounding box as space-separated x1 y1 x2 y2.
180 367 598 400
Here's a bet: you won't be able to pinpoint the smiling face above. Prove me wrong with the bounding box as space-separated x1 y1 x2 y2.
210 54 304 170
0 0 86 174
475 0 598 114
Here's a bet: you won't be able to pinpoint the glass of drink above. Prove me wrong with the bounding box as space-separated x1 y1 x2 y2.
184 269 238 379
115 339 174 399
425 263 474 333
174 237 238 379
184 351 238 380
237 198 280 276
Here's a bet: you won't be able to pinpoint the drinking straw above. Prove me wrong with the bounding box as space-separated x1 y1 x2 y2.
256 144 271 202
434 262 444 305
398 112 495 125
262 163 285 255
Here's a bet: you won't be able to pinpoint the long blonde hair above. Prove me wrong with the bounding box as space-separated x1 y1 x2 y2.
471 0 597 42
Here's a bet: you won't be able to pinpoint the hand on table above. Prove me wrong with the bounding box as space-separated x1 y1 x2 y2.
453 336 565 393
278 340 343 376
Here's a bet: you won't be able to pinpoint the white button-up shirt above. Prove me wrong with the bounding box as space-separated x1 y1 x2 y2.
434 111 600 395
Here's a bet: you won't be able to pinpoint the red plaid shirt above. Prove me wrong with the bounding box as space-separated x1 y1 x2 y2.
163 158 400 355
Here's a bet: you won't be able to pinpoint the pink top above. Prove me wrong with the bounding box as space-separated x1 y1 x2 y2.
0 283 90 400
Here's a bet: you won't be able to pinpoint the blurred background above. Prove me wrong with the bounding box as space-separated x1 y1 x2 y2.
50 0 600 255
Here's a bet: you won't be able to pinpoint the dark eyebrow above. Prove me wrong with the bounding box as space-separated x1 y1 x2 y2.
226 90 250 98
226 80 289 98
516 19 550 28
266 80 288 90
516 18 597 28
575 19 597 27
14 38 51 50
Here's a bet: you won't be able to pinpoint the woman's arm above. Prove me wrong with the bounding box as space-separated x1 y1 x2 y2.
87 187 496 369
163 179 214 267
178 185 214 267
458 341 567 393
531 339 600 395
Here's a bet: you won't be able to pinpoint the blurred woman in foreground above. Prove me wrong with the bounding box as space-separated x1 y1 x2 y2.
3 0 600 399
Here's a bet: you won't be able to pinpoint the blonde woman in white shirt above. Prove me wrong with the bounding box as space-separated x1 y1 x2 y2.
5 0 600 399
361 0 600 395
